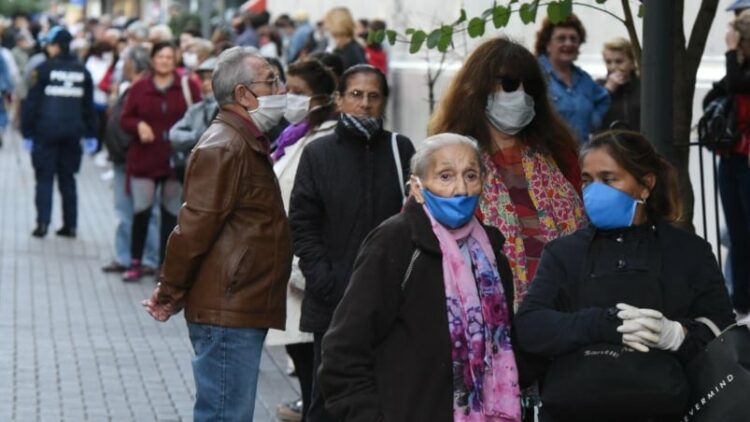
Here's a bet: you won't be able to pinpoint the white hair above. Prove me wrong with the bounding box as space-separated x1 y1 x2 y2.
410 133 483 178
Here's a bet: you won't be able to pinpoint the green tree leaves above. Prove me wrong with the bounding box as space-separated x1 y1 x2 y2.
468 17 487 37
519 0 540 24
547 0 573 24
493 5 511 28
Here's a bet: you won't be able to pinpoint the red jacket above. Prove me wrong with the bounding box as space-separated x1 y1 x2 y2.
120 72 201 178
733 94 750 156
366 45 388 74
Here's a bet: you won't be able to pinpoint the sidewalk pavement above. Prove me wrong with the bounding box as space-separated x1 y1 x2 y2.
0 128 300 421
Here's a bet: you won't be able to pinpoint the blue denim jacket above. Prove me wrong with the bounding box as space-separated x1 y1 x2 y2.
539 54 610 143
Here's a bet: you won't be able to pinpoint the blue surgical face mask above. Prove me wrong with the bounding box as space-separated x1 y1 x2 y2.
583 182 644 229
418 178 480 229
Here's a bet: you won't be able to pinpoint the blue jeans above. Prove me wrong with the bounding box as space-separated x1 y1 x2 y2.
112 164 159 267
718 154 750 312
188 322 267 422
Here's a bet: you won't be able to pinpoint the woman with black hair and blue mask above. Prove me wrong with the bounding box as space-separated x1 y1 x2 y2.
515 130 734 422
319 133 525 422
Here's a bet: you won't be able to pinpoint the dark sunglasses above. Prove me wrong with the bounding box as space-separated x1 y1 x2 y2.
497 77 522 92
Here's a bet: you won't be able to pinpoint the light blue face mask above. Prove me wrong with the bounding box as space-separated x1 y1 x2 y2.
583 182 645 229
420 184 480 229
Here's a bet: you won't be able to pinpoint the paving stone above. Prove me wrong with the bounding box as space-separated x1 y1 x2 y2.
0 128 298 420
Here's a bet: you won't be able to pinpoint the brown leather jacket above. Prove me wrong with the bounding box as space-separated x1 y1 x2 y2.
157 108 292 329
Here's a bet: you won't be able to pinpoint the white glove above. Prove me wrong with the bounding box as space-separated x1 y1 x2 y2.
616 303 686 352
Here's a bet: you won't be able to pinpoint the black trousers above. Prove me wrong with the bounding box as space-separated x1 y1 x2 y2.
287 342 314 421
307 333 339 422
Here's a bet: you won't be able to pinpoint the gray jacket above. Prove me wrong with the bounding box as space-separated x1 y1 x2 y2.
168 96 218 152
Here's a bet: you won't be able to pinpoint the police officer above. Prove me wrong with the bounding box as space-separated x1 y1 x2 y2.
22 26 97 238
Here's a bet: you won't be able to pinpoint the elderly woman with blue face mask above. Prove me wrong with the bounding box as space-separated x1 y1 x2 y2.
318 133 526 422
429 37 587 309
515 131 734 422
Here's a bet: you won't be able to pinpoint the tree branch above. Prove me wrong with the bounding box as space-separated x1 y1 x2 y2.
393 1 626 45
621 0 642 69
686 0 719 73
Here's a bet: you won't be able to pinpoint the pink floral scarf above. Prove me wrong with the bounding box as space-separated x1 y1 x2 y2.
480 148 587 307
425 206 521 422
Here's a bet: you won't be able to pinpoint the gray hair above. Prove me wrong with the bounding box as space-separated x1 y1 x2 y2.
124 45 151 74
410 133 484 178
126 21 148 42
213 46 263 105
149 24 174 43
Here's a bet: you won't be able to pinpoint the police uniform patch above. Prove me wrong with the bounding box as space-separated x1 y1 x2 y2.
29 69 38 87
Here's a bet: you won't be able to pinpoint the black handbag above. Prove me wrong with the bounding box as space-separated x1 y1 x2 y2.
698 95 741 151
541 344 689 416
682 320 750 422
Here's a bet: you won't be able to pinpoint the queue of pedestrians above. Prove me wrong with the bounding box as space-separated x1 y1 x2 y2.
2 4 749 422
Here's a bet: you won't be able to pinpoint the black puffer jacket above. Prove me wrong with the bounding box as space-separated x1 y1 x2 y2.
289 124 415 333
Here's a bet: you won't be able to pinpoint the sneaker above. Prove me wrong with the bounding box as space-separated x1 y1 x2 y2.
56 226 76 238
276 399 302 422
102 261 128 273
142 266 159 276
122 261 143 282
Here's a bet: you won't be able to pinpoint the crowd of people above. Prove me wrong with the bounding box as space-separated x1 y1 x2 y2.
0 3 747 422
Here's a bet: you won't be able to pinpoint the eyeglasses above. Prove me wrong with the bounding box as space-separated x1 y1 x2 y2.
497 77 522 92
343 90 384 103
249 75 282 89
551 34 580 45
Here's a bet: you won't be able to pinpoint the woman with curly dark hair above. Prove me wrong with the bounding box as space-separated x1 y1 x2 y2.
429 36 587 308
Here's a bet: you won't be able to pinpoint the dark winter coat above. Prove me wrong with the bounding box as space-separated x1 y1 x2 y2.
289 124 414 333
21 53 97 143
516 221 734 364
319 198 522 422
333 39 367 71
103 88 132 164
597 75 641 132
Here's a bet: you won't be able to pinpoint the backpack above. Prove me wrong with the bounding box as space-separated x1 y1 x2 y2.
698 95 741 151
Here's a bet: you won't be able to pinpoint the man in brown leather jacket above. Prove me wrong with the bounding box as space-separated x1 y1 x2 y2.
142 47 292 421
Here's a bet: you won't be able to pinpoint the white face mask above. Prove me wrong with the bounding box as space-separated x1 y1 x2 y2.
485 89 536 135
248 94 287 133
283 93 311 124
183 52 198 69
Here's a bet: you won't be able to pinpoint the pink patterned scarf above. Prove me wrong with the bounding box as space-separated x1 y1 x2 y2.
479 148 587 307
424 205 521 422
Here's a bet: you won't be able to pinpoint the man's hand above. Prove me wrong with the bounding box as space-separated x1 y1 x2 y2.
137 121 155 144
142 286 177 322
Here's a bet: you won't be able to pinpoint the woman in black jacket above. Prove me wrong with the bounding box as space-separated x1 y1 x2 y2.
319 133 524 422
515 131 734 422
289 64 414 422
